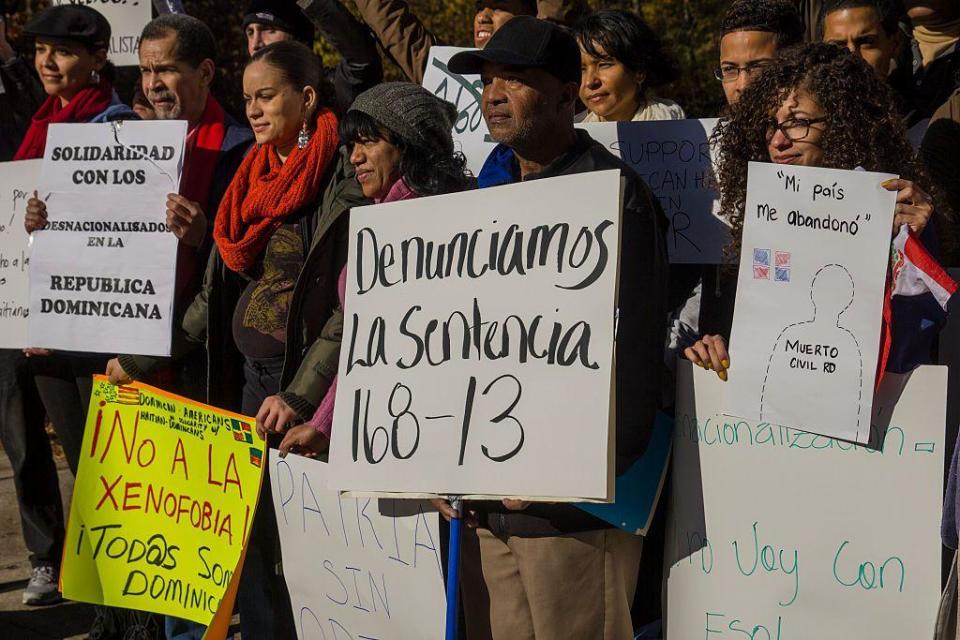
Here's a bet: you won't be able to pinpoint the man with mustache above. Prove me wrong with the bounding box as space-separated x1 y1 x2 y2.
96 14 255 639
104 14 252 415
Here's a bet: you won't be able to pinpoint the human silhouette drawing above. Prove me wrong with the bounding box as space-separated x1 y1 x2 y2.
760 264 863 437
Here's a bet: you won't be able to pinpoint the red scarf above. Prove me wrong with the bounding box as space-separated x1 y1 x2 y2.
180 97 227 213
14 79 113 160
175 97 228 304
214 108 339 273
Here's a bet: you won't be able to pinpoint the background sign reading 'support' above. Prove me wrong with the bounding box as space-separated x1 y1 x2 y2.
578 119 730 264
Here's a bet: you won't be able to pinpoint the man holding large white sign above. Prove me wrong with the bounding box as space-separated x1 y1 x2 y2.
724 162 895 443
667 361 945 639
28 120 186 356
329 19 669 640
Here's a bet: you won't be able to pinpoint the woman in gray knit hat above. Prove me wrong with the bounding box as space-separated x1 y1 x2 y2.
278 81 474 457
343 81 475 200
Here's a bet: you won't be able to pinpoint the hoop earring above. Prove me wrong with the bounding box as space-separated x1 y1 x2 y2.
90 69 100 85
297 120 310 150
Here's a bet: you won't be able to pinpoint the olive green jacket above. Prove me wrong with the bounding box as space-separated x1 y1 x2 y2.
181 148 366 417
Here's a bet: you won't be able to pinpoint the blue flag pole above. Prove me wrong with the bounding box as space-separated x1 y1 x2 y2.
445 496 463 640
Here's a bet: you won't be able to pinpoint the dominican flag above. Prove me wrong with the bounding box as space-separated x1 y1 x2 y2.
891 226 958 307
878 226 958 381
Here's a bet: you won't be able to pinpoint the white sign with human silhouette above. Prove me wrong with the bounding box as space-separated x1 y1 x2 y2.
724 163 896 443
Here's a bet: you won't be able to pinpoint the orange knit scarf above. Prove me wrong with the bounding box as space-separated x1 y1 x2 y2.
214 108 339 273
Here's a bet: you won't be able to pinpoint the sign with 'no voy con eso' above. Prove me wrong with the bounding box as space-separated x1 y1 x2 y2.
29 120 186 356
327 171 622 501
666 361 945 639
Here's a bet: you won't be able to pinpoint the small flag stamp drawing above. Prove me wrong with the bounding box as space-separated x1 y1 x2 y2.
754 247 771 280
775 250 791 282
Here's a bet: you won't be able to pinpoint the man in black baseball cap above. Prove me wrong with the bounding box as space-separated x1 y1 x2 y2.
243 0 314 55
439 15 670 640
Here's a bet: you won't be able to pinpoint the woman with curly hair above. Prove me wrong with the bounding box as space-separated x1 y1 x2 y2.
684 42 940 379
574 9 684 122
278 82 474 458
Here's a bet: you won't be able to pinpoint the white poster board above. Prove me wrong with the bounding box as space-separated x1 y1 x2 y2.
724 163 895 443
327 171 622 501
0 160 40 348
53 0 151 67
272 453 445 640
578 119 729 264
667 361 945 639
421 46 497 175
29 120 186 356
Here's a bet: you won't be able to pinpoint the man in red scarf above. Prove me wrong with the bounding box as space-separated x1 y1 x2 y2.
104 14 253 397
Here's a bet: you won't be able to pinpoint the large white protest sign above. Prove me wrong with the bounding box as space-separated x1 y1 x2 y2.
327 171 622 501
272 453 445 640
0 160 40 348
666 361 945 639
29 120 186 356
724 163 896 442
53 0 151 67
578 119 730 264
422 46 497 175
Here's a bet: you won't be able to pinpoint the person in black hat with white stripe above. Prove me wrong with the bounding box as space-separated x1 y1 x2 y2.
243 0 383 110
432 16 669 639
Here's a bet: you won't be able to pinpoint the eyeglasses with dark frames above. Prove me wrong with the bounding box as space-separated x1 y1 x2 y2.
768 117 828 142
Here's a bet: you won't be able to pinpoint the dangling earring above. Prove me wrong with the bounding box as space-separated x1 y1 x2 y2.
297 120 310 150
90 69 100 85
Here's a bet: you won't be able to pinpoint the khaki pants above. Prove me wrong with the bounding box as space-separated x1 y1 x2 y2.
460 527 643 640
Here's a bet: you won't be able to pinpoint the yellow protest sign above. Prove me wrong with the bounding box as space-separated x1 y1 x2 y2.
62 376 265 629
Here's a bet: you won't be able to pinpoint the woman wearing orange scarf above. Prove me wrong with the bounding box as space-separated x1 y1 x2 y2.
181 40 365 638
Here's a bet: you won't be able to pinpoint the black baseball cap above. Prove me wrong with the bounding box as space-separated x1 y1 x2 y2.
243 0 314 46
24 4 111 49
448 15 581 84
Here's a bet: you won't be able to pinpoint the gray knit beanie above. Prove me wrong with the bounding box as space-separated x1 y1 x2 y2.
349 82 459 155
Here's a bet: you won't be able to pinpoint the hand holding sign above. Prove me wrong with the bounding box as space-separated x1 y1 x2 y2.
883 178 933 236
255 394 298 438
684 334 729 380
25 192 48 233
277 424 328 458
165 193 206 248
